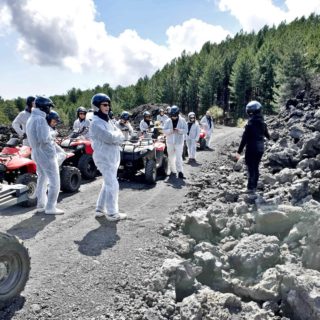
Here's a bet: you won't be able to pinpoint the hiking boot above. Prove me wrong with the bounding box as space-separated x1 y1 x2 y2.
178 172 185 179
106 213 127 222
45 208 64 215
169 172 177 178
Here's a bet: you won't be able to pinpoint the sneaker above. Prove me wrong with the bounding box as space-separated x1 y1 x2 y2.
169 172 177 178
45 208 64 215
178 172 185 179
106 213 127 222
95 209 106 218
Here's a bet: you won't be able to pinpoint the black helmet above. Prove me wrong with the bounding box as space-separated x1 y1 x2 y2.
77 106 87 116
35 96 54 114
46 111 61 127
246 100 262 116
26 96 35 110
143 111 151 119
91 93 111 109
120 111 130 121
169 105 179 117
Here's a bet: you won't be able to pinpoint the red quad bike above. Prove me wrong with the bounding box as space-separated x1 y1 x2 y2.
0 138 81 207
0 183 31 309
59 131 97 180
118 133 169 184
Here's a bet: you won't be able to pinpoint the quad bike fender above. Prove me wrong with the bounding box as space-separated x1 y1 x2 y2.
6 158 37 173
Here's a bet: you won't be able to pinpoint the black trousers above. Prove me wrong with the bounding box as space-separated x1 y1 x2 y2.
245 151 263 190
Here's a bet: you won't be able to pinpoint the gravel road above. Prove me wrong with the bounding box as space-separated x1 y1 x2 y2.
0 126 241 320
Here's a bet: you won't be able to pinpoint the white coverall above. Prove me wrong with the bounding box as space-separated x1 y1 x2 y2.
49 127 67 166
163 116 188 174
90 115 124 215
26 108 60 211
73 118 91 138
12 110 31 146
115 120 133 140
186 121 201 159
139 119 153 134
156 114 168 126
200 115 214 147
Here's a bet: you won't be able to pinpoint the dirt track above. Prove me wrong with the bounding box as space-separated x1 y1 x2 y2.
0 126 241 320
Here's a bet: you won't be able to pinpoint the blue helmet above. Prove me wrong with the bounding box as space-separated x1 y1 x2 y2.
46 111 61 127
246 100 262 116
35 96 54 114
169 105 179 117
120 111 130 121
91 93 111 109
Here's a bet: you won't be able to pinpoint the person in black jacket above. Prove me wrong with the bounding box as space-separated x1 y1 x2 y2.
235 101 270 193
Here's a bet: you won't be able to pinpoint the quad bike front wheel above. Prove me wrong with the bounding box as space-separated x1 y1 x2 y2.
0 232 30 309
60 166 81 193
16 173 37 207
78 154 97 180
145 159 157 184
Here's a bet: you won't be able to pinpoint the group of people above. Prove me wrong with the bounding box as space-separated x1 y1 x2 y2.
11 92 268 220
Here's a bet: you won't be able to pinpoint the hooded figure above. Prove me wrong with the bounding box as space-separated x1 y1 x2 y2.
26 96 64 215
163 105 188 179
12 96 35 146
200 110 214 148
89 93 126 221
236 101 270 193
73 106 91 138
186 112 200 162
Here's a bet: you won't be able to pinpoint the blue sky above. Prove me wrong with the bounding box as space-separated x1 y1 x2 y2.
0 0 319 100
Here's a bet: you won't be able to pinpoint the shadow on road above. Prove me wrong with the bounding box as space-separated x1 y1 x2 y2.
6 213 55 240
0 296 26 320
75 218 120 256
165 175 186 189
0 206 33 217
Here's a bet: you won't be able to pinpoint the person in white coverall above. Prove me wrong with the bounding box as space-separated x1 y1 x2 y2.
139 111 154 134
47 111 67 166
116 111 133 140
200 110 214 149
26 96 63 215
89 93 126 221
186 112 200 163
72 106 91 138
163 105 188 179
156 108 168 126
12 96 35 146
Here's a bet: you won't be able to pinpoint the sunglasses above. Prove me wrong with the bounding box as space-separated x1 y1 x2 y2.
79 112 86 115
100 103 110 107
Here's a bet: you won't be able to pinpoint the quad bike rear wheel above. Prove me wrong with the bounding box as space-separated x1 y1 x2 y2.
78 154 97 180
0 232 30 309
16 173 37 207
60 166 81 193
145 159 157 184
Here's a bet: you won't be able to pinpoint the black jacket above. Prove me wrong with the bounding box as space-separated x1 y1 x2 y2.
237 115 270 154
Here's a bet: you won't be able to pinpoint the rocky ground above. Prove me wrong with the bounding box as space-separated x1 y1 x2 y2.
1 90 320 320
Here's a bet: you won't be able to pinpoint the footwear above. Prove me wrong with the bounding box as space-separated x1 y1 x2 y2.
35 207 45 213
169 172 177 178
45 208 64 215
178 172 185 179
95 209 106 218
106 213 127 222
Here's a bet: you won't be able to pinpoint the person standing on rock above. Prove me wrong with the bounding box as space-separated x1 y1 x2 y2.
26 96 64 215
89 93 126 221
235 101 270 193
186 112 201 163
12 96 35 146
200 110 214 149
163 105 188 179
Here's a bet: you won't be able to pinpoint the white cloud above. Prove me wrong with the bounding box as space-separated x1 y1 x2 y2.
166 18 231 56
0 0 231 89
218 0 320 32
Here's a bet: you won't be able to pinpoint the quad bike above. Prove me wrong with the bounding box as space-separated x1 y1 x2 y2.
0 184 31 309
59 130 97 180
0 138 81 207
118 132 168 184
